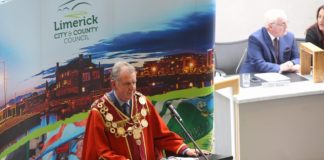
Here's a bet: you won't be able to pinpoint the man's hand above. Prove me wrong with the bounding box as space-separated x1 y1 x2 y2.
279 61 294 73
291 64 301 73
185 148 211 157
279 61 300 73
185 148 198 157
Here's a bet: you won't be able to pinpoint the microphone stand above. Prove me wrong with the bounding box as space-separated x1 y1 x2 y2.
170 112 208 160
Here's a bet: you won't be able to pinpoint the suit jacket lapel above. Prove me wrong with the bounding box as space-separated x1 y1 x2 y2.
107 91 123 110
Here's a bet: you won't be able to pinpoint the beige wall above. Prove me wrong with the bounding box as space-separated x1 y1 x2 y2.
215 0 323 42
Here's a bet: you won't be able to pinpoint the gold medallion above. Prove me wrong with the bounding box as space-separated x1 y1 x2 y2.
127 127 133 136
136 139 141 145
133 115 140 122
105 122 111 127
141 119 148 128
141 108 147 117
117 127 125 135
110 128 116 134
139 96 146 105
133 128 141 139
133 132 140 139
105 113 113 121
97 102 103 108
127 131 132 136
127 126 133 131
100 108 105 114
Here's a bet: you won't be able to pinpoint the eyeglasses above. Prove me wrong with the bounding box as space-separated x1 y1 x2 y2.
271 22 287 27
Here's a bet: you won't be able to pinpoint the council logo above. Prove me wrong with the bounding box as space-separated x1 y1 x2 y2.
58 0 91 18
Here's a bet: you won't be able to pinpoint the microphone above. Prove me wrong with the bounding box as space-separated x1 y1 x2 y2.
166 102 183 123
165 101 208 160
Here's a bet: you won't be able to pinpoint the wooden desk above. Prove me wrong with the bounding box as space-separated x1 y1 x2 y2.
214 78 324 160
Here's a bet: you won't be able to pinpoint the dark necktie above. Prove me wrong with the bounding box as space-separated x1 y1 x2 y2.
273 38 279 63
122 103 131 116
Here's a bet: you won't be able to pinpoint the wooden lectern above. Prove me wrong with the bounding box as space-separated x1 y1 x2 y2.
300 42 324 83
214 75 240 95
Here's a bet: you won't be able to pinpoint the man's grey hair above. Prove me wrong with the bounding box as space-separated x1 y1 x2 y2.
110 61 136 81
264 9 288 27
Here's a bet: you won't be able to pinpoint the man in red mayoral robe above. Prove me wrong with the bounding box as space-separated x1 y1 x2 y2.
82 61 198 160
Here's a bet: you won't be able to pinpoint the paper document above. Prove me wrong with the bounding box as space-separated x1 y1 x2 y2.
254 73 290 82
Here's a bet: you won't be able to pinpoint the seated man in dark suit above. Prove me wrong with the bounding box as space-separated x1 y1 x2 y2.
239 9 300 73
